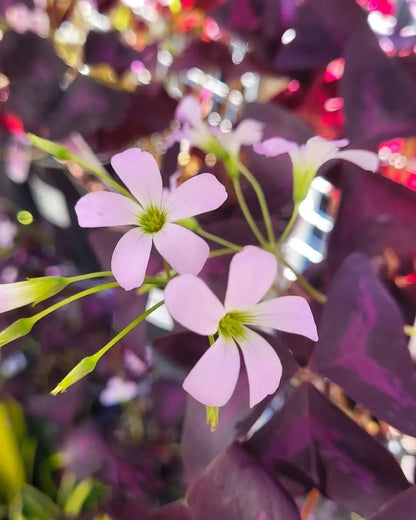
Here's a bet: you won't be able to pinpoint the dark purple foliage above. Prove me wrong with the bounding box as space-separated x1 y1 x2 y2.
369 486 416 520
324 166 416 320
85 31 158 76
147 501 195 520
246 382 409 516
275 0 369 71
309 253 416 436
341 29 416 146
186 444 301 520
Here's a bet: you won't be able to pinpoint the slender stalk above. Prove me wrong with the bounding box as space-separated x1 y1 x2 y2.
277 202 300 247
233 177 267 247
91 301 164 361
238 161 276 247
208 248 236 258
163 260 172 281
195 228 242 252
208 335 215 346
67 271 113 283
72 157 135 201
33 282 119 322
274 250 327 304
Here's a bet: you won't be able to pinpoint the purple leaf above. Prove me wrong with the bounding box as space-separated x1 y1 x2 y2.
369 486 416 520
309 253 416 436
147 502 194 520
84 31 144 75
246 382 409 516
186 444 301 520
156 329 298 483
341 29 416 146
275 0 369 71
324 167 416 321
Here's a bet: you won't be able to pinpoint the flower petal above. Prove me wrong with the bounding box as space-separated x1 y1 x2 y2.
238 328 282 407
253 137 299 157
164 173 228 221
175 96 203 128
111 228 152 290
183 336 240 406
164 274 224 335
250 295 318 341
75 192 140 228
154 223 209 274
224 246 277 310
333 150 379 172
111 148 163 207
232 119 264 146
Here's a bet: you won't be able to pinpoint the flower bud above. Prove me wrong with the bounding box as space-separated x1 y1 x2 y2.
27 134 73 161
51 355 97 395
0 277 70 313
0 318 34 348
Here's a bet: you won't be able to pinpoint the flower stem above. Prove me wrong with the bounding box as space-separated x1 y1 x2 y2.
51 301 164 394
33 282 119 322
72 156 136 201
195 228 242 251
277 202 300 247
90 301 164 361
238 161 276 247
274 250 327 304
67 271 113 283
233 177 268 247
208 248 236 258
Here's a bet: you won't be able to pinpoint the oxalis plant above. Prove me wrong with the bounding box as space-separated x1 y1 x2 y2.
2 95 415 519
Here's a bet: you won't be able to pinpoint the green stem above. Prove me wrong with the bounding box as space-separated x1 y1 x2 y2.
67 271 113 283
90 300 164 362
274 250 327 304
73 157 136 201
233 177 267 247
277 202 300 247
195 228 242 251
208 248 236 258
238 161 276 247
208 335 215 346
33 282 119 322
163 260 172 281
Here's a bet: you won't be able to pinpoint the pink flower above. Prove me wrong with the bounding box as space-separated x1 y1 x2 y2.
75 148 227 290
254 136 378 203
165 246 318 407
166 96 263 160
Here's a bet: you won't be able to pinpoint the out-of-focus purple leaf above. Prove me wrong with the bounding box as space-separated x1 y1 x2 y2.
246 382 409 516
341 29 416 146
309 253 416 436
214 0 283 67
42 74 129 140
151 379 187 428
85 84 176 153
275 0 369 71
186 444 301 520
369 486 416 520
85 31 158 76
84 31 143 75
153 331 209 370
147 501 194 520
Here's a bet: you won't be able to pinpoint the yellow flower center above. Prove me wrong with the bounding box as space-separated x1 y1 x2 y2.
138 206 167 234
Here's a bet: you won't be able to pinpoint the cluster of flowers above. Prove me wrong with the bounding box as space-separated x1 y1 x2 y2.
0 96 379 413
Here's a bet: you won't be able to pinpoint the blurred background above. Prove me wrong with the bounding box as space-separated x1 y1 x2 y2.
1 0 416 519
